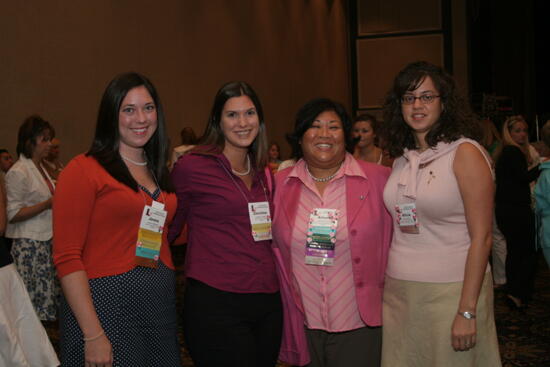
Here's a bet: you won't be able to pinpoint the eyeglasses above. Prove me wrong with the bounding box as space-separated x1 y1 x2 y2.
401 94 440 105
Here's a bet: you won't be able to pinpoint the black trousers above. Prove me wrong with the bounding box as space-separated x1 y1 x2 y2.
495 205 538 302
183 278 283 367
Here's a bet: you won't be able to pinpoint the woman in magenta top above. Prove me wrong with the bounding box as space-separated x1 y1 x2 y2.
169 81 281 367
272 98 392 366
380 61 501 366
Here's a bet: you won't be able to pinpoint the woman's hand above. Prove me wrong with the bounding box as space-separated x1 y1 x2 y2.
84 334 113 367
451 313 476 351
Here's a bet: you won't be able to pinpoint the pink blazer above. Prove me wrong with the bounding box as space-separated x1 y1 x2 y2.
272 159 393 365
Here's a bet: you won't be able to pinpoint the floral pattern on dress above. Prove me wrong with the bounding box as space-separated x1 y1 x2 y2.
11 238 60 321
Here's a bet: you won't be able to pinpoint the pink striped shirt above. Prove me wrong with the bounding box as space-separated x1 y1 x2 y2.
289 157 365 332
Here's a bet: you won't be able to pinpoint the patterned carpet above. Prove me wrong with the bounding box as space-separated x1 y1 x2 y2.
494 255 550 367
44 248 550 366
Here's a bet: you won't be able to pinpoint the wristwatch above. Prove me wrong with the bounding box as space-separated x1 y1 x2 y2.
458 311 476 319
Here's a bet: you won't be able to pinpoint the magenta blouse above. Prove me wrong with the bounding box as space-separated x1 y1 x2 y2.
168 150 278 294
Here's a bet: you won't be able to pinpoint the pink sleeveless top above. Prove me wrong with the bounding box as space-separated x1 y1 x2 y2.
383 138 491 282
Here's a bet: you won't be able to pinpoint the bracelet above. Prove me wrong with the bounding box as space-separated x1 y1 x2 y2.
457 311 476 320
83 330 105 342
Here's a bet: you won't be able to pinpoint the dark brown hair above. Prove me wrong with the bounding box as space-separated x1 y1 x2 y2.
380 61 481 157
199 81 268 169
16 115 54 158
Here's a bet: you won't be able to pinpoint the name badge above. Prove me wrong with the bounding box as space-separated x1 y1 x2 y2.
248 201 272 241
396 203 419 234
305 208 338 266
135 201 167 268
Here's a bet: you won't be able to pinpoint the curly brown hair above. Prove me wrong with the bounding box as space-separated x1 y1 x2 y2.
380 61 481 158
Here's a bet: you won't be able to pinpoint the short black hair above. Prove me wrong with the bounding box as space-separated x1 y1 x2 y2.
16 115 55 158
286 98 353 160
87 72 173 192
0 149 9 155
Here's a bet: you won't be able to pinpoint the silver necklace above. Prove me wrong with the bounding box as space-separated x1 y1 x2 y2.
121 153 147 166
232 155 251 176
306 162 342 182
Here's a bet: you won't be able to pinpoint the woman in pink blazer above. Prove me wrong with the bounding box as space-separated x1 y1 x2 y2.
272 98 393 366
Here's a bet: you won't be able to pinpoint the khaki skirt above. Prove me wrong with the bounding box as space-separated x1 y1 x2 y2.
382 272 501 367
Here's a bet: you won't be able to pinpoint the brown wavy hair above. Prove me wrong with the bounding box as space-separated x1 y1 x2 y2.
380 61 481 158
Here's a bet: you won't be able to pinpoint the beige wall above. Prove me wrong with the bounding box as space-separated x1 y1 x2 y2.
0 1 350 162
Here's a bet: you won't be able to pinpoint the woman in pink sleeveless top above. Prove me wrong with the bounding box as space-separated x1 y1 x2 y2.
380 61 501 366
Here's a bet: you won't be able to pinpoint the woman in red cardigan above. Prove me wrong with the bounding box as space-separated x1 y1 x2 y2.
53 72 180 367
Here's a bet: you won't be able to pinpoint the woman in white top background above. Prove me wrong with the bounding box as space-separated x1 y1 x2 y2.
5 115 58 322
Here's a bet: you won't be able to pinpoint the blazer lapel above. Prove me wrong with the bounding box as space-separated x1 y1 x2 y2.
281 178 302 229
346 175 369 227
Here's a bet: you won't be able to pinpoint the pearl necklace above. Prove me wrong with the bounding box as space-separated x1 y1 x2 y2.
306 162 342 182
232 155 251 176
121 153 147 166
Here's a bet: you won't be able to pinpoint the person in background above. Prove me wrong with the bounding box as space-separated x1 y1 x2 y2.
53 72 181 367
495 115 541 310
0 149 14 176
170 126 198 169
0 169 59 367
535 120 550 268
277 157 297 172
169 81 282 367
351 113 390 167
480 117 507 288
272 98 392 366
5 115 58 323
43 137 64 181
0 149 13 253
380 61 500 366
268 141 282 174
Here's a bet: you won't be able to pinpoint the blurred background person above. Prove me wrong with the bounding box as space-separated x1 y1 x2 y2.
381 61 500 366
0 148 14 177
272 98 392 366
535 120 550 268
43 137 64 182
0 163 59 367
169 81 282 367
495 115 541 309
5 115 58 323
268 141 282 174
352 113 387 166
480 117 507 288
53 73 181 367
0 149 13 254
170 126 198 170
480 118 502 161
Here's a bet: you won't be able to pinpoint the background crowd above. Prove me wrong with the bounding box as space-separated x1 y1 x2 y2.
1 61 549 367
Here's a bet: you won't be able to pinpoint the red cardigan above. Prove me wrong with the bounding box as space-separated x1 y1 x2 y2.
53 154 176 279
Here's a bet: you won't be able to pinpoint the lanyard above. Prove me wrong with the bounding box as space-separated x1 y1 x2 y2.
218 158 269 204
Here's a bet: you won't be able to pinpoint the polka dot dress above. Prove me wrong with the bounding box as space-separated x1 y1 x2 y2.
59 261 181 366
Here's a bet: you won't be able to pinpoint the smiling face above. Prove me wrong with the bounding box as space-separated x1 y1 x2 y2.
509 120 529 146
301 110 346 170
118 85 158 155
352 120 375 148
220 95 259 153
401 76 443 145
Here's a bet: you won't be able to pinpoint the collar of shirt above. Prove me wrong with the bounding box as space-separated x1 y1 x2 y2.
286 152 367 186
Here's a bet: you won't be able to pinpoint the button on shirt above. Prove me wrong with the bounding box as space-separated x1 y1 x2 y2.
289 156 365 332
168 151 278 294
